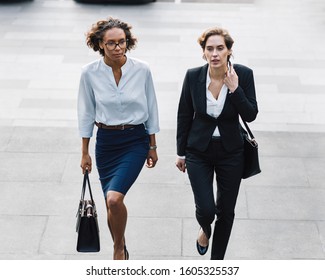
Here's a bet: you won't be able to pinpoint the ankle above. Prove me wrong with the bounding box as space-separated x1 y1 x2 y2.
114 239 125 250
198 228 209 246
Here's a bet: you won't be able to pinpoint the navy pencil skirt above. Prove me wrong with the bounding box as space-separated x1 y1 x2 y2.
95 124 149 198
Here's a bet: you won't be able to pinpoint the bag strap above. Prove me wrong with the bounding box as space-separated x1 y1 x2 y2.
80 170 94 202
240 116 255 140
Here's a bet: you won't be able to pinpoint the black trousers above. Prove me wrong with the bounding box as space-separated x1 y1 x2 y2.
186 138 244 260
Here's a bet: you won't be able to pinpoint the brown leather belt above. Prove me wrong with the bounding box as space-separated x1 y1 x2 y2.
95 122 137 130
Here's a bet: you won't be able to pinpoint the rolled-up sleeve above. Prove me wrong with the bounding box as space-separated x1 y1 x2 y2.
77 69 96 138
144 68 160 135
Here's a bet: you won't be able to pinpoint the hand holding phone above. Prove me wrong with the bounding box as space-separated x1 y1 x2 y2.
224 60 238 93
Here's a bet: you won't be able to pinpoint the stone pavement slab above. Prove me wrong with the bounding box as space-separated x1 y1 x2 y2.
0 0 325 260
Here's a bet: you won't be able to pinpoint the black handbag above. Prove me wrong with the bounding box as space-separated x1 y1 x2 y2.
241 119 261 179
76 170 100 252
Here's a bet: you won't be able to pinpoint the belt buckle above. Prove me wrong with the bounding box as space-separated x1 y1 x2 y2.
120 124 125 130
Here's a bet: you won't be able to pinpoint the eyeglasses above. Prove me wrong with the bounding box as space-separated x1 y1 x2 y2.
104 39 127 50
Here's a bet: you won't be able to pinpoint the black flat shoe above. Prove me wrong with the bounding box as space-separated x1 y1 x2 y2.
196 227 210 256
124 245 129 260
196 240 209 255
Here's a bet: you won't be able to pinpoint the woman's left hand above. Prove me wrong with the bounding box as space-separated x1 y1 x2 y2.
224 65 238 93
146 150 158 168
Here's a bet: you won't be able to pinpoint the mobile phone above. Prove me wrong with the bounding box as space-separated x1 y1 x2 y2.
228 60 232 72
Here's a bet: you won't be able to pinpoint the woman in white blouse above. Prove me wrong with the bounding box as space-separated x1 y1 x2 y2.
78 17 159 260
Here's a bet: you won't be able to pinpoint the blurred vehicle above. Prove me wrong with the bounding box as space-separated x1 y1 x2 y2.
74 0 156 3
0 0 33 2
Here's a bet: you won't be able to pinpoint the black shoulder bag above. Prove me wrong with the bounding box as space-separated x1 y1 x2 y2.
241 118 261 179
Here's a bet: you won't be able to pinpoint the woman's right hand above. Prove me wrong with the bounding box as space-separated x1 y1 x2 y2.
80 154 92 174
175 157 186 173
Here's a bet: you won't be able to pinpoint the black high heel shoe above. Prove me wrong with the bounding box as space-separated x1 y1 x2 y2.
196 226 211 256
124 245 129 260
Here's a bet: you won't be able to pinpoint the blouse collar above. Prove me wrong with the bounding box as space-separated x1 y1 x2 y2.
100 55 131 73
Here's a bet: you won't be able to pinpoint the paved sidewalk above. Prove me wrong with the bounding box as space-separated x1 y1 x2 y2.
0 0 325 260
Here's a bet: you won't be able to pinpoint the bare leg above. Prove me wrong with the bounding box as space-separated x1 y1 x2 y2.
105 203 114 241
106 190 127 260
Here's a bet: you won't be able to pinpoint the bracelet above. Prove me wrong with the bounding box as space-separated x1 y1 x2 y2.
149 145 157 150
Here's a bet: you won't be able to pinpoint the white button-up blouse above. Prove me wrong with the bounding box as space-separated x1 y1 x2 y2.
78 56 160 138
206 68 228 137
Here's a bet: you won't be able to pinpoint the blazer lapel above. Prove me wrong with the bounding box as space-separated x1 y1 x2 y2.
193 64 230 117
218 89 230 118
195 64 208 114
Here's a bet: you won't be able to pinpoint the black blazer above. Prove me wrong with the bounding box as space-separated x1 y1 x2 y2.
177 63 258 156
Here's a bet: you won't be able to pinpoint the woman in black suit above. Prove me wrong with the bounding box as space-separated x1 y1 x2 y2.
175 27 258 260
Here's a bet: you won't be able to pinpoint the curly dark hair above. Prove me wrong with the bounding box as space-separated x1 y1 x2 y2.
86 17 137 57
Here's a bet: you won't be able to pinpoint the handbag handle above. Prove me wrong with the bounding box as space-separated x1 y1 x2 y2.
240 116 258 148
240 116 255 140
80 170 94 202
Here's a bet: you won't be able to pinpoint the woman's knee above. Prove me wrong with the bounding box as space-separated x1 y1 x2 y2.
106 191 124 211
216 210 235 224
196 205 215 224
